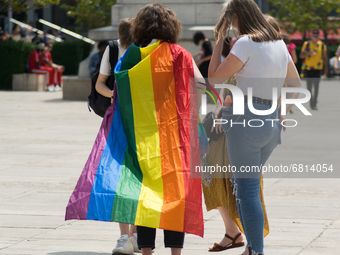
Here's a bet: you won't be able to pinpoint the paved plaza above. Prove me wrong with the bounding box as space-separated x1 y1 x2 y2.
0 78 339 255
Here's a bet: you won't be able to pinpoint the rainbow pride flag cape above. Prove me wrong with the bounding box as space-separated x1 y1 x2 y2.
65 41 205 237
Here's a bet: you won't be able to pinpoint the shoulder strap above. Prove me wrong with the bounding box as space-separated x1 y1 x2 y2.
108 40 119 74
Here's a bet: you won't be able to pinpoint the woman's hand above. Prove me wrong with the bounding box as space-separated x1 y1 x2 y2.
211 119 223 134
196 59 203 67
111 90 114 104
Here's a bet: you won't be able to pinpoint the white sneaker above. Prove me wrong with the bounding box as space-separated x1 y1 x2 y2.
45 86 55 92
112 235 134 255
130 233 142 253
54 85 61 91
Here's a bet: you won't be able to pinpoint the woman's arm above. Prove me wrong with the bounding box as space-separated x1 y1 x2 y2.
95 46 113 99
95 74 112 98
196 55 212 67
193 52 202 59
208 38 243 80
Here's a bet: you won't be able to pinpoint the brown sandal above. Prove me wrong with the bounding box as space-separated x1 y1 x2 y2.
208 233 245 252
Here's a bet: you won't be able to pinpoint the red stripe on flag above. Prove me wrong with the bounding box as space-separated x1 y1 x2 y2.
169 43 204 237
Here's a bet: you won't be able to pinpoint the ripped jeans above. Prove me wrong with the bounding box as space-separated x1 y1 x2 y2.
222 103 282 254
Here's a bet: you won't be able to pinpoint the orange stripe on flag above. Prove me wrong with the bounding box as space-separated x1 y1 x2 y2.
150 43 185 232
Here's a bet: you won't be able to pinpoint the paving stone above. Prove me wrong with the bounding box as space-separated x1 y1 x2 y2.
0 79 339 255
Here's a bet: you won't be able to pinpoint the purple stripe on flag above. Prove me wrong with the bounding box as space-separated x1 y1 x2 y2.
65 89 117 220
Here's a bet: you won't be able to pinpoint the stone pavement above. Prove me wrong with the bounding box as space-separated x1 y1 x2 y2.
0 79 339 255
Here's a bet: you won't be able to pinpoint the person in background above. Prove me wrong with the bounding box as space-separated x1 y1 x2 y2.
193 31 213 78
41 43 65 90
282 34 297 64
11 24 22 41
193 31 214 102
43 30 49 44
333 44 340 71
28 43 56 91
32 31 43 44
89 40 108 77
52 29 62 39
300 28 328 110
95 18 139 255
0 26 5 40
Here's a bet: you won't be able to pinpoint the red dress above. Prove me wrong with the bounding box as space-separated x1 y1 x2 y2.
41 51 63 86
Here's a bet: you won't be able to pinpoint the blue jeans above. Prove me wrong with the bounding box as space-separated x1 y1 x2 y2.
222 103 282 254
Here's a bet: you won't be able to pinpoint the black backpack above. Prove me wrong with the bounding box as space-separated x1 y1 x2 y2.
88 40 119 117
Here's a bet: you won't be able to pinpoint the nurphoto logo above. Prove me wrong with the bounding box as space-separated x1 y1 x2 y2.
199 84 312 129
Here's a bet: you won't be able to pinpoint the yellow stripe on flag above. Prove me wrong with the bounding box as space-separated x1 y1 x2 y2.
129 53 163 228
140 40 160 60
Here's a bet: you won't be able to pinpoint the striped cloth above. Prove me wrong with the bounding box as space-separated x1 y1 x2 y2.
65 41 206 237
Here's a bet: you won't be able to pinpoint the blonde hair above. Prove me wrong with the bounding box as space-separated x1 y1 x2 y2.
264 14 280 33
215 0 282 42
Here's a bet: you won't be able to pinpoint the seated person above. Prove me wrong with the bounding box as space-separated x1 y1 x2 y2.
89 40 108 77
41 43 64 90
29 43 58 91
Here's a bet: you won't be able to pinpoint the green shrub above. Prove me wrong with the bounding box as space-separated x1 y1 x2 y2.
0 39 93 90
0 39 35 90
51 40 93 75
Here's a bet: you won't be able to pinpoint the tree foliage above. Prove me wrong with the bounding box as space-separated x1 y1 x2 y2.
0 0 60 13
61 0 116 31
1 0 116 32
268 0 340 42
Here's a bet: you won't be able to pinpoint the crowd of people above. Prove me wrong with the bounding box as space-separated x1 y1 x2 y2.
69 1 340 255
3 1 339 255
79 1 303 255
0 23 65 43
0 22 66 91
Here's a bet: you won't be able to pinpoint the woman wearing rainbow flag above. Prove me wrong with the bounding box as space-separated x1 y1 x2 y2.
65 3 207 255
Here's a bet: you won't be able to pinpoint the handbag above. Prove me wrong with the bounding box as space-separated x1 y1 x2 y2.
200 154 212 187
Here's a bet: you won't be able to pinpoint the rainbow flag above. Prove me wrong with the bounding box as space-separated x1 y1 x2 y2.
65 41 204 237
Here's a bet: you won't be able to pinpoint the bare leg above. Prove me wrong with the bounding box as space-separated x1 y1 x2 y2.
171 248 182 255
119 223 129 236
216 206 243 246
141 248 152 255
129 224 137 237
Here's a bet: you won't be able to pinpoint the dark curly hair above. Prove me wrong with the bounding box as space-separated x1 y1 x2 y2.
132 3 182 47
193 31 205 45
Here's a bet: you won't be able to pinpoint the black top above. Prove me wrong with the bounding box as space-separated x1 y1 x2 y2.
199 40 213 78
